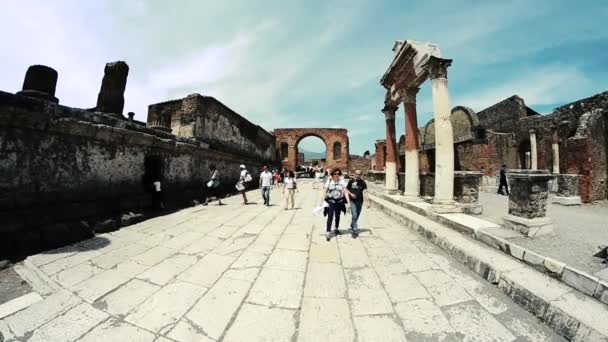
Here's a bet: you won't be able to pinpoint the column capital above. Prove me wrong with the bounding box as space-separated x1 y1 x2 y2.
397 87 420 104
529 128 536 135
425 56 452 80
381 105 398 120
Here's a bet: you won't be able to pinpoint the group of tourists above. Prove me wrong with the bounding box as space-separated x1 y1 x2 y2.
153 163 368 241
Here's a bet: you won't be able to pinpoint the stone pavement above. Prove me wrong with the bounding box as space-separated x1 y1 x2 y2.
0 182 565 342
478 192 608 277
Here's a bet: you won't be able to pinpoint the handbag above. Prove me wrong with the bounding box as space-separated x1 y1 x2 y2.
244 172 253 183
235 183 245 191
206 180 214 188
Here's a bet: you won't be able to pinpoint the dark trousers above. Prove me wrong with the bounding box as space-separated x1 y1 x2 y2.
350 200 363 232
498 181 509 195
152 191 164 210
326 201 342 232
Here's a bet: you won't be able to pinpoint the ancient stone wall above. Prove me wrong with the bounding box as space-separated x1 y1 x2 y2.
476 95 538 133
148 94 275 162
374 140 386 170
348 155 371 175
0 91 274 259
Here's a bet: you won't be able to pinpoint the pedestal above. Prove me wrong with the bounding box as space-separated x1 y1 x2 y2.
454 171 483 215
502 169 555 237
553 174 582 206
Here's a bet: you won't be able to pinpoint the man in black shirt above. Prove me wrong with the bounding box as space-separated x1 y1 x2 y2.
498 164 509 195
346 169 368 238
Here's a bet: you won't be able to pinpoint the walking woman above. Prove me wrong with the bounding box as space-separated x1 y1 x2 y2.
203 164 223 205
283 170 298 210
321 168 348 241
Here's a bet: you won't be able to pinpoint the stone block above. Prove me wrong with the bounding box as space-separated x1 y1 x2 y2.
593 281 608 305
561 266 600 296
552 196 582 206
522 249 546 269
543 257 565 277
502 214 554 237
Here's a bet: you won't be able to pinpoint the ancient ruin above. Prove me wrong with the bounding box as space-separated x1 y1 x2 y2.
0 62 276 259
273 128 349 172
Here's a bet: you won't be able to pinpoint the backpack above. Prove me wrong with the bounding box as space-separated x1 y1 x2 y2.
244 172 253 183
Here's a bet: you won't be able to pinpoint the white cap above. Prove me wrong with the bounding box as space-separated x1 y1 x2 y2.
239 164 245 169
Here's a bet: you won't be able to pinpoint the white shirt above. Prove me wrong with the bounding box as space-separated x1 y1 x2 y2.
284 177 295 189
324 179 346 199
153 181 161 192
260 171 273 187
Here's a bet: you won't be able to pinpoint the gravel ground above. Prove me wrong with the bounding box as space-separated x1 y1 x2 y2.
478 192 608 278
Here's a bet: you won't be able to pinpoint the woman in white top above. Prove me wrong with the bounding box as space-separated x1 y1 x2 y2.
321 168 350 241
203 164 223 206
282 170 298 210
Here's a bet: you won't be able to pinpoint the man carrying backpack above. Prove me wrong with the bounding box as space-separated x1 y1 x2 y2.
237 164 252 205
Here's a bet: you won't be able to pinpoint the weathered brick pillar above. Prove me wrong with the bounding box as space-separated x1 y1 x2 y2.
400 87 421 200
374 139 386 170
530 129 538 170
96 61 129 117
427 57 458 212
503 170 555 236
16 65 59 103
382 106 399 193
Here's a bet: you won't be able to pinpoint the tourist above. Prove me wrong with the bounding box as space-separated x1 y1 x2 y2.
322 168 348 241
283 170 298 210
260 165 273 206
237 164 251 205
273 170 280 189
203 164 223 205
152 177 165 210
498 164 509 196
346 169 368 238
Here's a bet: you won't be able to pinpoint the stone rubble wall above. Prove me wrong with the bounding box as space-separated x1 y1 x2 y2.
0 91 274 259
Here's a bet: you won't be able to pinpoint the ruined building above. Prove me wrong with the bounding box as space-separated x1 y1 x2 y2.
0 63 276 259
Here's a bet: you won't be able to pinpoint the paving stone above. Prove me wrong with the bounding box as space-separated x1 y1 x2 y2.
561 266 599 296
39 249 102 275
130 246 177 266
177 253 236 287
354 315 407 342
182 277 251 340
377 271 431 303
395 299 457 340
444 302 516 342
231 251 268 268
2 289 81 337
90 243 150 269
224 267 260 283
72 260 148 303
0 292 43 320
395 249 441 272
137 233 172 248
414 269 472 307
0 320 15 341
460 279 509 315
181 236 223 255
161 231 205 250
167 319 215 342
137 254 197 285
365 246 401 264
338 239 370 268
125 281 207 334
207 224 241 239
96 278 160 316
51 261 104 289
304 262 346 298
265 249 308 272
276 232 310 251
79 318 156 342
222 303 296 342
248 268 304 309
298 297 354 342
26 302 108 342
28 245 80 267
345 267 393 316
309 243 340 263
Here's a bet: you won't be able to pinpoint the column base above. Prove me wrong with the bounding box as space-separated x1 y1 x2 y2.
552 196 582 206
384 189 400 195
430 200 462 214
458 203 483 215
402 193 423 202
502 215 554 237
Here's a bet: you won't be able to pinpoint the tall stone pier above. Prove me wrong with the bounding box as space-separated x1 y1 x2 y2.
96 61 129 117
382 105 399 193
16 65 59 103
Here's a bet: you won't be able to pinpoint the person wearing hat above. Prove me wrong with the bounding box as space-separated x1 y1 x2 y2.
237 164 252 204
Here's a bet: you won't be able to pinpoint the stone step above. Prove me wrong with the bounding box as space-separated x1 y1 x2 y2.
367 193 608 341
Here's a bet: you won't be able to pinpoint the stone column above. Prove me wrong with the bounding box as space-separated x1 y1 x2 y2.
16 65 59 103
382 106 399 193
96 61 129 118
427 57 459 212
553 174 582 205
551 129 560 174
399 87 422 201
529 129 538 170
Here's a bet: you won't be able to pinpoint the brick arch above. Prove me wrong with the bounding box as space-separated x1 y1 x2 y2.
274 128 349 171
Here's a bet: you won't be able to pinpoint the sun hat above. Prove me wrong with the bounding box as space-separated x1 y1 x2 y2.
239 164 246 169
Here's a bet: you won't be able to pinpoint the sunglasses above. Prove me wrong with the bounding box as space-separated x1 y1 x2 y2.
332 173 341 176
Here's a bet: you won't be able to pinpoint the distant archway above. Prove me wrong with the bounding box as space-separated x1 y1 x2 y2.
274 128 349 172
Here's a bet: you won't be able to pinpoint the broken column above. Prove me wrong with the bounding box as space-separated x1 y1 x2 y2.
96 61 129 118
530 129 538 170
454 171 484 214
16 65 59 103
427 57 459 212
553 174 582 205
502 170 555 237
400 87 422 201
382 106 399 193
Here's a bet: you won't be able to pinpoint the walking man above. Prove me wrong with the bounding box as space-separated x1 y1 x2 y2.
497 164 509 196
260 165 273 206
346 169 368 238
237 164 251 204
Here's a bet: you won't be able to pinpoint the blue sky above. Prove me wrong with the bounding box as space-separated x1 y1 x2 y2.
1 0 607 155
